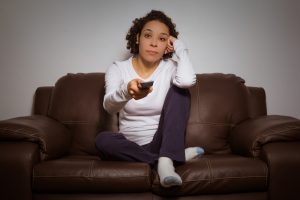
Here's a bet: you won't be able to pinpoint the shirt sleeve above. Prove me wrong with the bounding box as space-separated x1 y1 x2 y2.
171 39 196 88
103 63 132 114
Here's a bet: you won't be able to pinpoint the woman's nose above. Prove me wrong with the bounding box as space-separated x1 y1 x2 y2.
150 38 158 47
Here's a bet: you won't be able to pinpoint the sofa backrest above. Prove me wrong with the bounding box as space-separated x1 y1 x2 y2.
37 73 266 156
47 73 113 155
186 74 250 154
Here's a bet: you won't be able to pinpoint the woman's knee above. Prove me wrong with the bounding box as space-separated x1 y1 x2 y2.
172 85 191 100
95 131 114 151
165 85 191 110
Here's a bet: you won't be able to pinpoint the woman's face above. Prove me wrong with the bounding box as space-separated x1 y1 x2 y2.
138 20 169 63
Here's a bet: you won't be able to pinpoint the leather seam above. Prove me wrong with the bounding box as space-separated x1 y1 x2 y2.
62 121 89 124
183 175 267 182
252 128 300 156
33 175 150 178
0 128 47 153
206 159 212 184
89 160 94 178
144 165 152 187
188 122 234 127
196 80 200 122
0 127 37 136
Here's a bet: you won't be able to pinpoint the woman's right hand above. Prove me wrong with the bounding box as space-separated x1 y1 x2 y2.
127 79 153 100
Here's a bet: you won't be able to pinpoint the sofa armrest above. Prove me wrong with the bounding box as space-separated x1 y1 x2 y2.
229 115 300 157
0 115 71 160
260 142 300 200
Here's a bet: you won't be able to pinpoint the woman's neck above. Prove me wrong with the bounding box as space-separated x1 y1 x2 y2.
133 55 160 79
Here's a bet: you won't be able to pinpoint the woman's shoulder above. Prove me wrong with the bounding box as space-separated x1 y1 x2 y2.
107 57 132 71
113 56 132 66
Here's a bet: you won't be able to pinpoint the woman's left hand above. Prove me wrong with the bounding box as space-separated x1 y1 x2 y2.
165 36 177 54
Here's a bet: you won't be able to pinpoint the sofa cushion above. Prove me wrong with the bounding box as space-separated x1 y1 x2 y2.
152 154 268 196
33 156 152 193
187 74 250 154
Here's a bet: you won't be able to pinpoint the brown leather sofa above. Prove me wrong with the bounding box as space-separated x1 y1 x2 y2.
1 73 300 200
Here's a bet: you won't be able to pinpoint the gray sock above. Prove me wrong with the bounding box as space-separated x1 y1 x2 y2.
185 147 205 161
157 157 182 187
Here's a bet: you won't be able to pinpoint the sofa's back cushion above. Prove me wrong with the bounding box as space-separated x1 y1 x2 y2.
186 74 249 154
48 73 116 155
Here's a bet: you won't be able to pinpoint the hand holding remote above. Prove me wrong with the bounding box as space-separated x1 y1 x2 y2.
127 79 153 100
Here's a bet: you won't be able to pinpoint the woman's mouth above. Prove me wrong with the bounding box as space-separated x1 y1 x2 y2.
146 50 159 55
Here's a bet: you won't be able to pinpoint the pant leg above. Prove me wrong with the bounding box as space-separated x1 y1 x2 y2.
95 131 157 165
148 85 191 164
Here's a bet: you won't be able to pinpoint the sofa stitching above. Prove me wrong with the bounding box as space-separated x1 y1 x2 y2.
62 121 89 124
188 122 234 126
141 164 151 188
144 164 151 187
182 157 267 184
252 128 300 156
196 80 200 123
89 160 94 178
33 174 266 178
154 175 267 186
32 167 36 187
184 175 267 183
0 127 37 137
262 158 269 187
260 128 300 139
34 171 266 180
264 127 299 139
0 128 47 153
34 175 150 179
206 158 212 184
34 164 150 179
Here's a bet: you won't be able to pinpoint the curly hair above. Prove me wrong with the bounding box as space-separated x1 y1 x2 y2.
126 10 179 59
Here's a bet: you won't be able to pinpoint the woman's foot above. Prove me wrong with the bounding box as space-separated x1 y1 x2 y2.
185 147 205 161
158 157 182 188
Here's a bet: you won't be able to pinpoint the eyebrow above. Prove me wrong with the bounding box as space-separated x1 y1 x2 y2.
143 29 169 36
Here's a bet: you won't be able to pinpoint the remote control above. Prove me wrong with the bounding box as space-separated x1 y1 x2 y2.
140 81 154 89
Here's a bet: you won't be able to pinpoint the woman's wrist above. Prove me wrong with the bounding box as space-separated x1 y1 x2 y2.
122 82 132 100
173 39 188 54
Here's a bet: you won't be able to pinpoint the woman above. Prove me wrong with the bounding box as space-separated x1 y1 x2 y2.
95 10 204 188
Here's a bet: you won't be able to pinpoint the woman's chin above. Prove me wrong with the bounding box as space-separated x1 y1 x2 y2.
142 55 163 63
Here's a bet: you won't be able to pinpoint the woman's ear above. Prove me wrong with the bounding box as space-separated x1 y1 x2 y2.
136 33 139 44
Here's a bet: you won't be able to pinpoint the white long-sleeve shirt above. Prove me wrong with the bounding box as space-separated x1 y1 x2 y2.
103 40 196 145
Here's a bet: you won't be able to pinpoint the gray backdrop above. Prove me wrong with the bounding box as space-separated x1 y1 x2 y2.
1 0 299 119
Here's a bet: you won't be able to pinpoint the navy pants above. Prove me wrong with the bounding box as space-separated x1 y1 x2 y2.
95 85 191 166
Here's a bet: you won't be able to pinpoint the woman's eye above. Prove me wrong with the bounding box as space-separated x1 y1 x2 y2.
160 38 167 42
144 34 151 38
